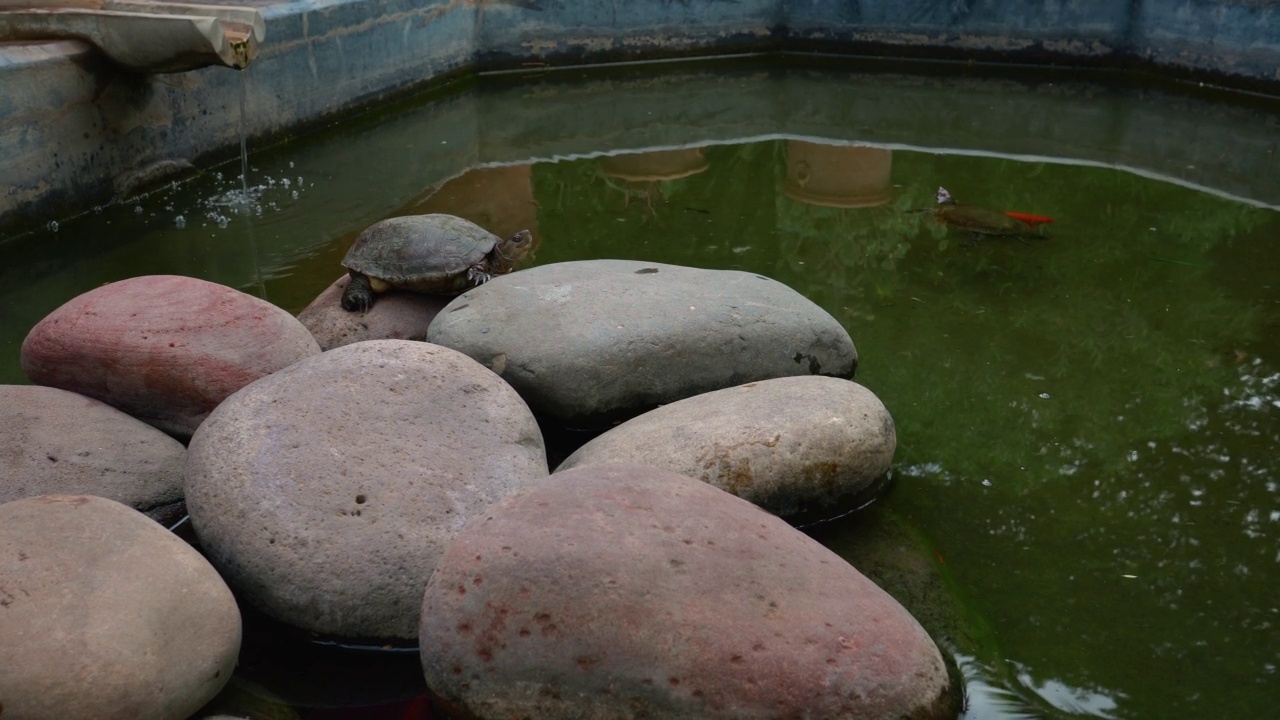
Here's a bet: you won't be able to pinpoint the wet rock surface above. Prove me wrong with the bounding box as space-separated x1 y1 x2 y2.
297 273 451 351
0 384 186 517
419 463 958 720
427 260 857 429
558 375 895 517
186 340 548 641
0 494 241 720
20 274 320 438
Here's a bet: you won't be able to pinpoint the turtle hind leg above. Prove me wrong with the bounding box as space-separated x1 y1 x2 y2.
341 272 375 312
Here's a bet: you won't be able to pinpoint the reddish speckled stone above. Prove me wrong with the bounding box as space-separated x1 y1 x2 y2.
20 275 320 437
419 463 959 720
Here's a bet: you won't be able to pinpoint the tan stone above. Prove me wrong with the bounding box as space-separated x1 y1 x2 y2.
559 376 894 517
0 494 241 720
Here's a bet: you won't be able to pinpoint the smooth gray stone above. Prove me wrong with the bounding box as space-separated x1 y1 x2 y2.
185 339 548 641
427 259 857 428
0 384 185 518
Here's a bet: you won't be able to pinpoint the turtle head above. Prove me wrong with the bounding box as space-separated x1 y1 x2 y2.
936 187 954 205
492 229 535 273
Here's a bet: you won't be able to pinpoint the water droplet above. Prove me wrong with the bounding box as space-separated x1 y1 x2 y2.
1039 392 1051 399
134 206 143 214
46 220 59 232
982 479 992 487
174 215 186 228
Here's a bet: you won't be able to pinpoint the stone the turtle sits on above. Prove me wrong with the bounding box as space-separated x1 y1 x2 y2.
340 214 534 312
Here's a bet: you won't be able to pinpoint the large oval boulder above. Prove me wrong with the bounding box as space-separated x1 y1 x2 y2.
426 260 857 428
298 274 451 351
0 385 186 521
558 376 895 517
419 463 958 720
0 494 241 720
20 274 321 437
186 340 548 641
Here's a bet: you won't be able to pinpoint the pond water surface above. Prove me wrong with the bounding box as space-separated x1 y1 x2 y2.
2 58 1277 719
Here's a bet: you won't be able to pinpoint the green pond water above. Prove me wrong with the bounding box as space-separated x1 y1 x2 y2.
1 59 1278 719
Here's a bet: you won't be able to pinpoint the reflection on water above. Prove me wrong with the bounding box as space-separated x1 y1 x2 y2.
956 652 1126 720
2 60 1280 719
783 141 894 209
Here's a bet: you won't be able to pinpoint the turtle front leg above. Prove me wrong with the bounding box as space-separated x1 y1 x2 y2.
467 266 492 286
341 272 376 312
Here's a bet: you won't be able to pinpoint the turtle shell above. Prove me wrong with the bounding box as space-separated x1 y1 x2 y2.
342 214 500 294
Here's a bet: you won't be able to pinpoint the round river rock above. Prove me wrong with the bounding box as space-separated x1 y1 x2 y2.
0 494 241 720
0 384 186 519
558 376 895 517
419 463 958 720
298 273 450 351
426 260 857 428
20 274 321 437
185 339 548 641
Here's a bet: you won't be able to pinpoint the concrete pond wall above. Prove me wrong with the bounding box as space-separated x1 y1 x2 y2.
2 0 1279 234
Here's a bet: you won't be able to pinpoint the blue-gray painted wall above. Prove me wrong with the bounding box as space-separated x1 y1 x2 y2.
2 0 1278 233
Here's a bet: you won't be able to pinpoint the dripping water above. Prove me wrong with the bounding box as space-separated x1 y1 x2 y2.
238 68 250 203
236 68 267 299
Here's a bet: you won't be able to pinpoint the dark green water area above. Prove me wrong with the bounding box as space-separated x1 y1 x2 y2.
2 57 1278 719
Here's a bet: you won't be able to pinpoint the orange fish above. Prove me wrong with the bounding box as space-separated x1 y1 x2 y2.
933 187 1053 237
1002 210 1054 227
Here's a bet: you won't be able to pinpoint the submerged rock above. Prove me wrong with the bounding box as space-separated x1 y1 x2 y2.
186 340 548 641
298 273 450 351
419 463 958 720
20 274 320 438
0 494 241 720
808 506 1001 664
0 385 186 521
558 375 895 517
427 260 857 429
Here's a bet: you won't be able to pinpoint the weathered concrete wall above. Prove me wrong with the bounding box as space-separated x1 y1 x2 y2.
785 0 1134 57
1137 0 1280 82
2 0 1279 234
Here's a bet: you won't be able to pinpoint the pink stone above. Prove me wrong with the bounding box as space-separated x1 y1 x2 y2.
297 274 449 351
20 274 320 437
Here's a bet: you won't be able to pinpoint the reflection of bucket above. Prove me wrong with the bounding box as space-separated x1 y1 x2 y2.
600 148 709 182
783 142 893 208
415 164 537 242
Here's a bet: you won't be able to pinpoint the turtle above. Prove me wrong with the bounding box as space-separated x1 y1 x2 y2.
340 214 534 312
